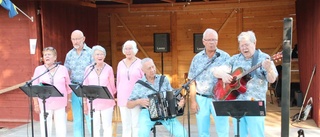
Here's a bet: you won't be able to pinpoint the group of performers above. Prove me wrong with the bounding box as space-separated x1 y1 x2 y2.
31 28 278 137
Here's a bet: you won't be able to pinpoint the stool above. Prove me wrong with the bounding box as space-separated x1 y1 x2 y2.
151 122 162 137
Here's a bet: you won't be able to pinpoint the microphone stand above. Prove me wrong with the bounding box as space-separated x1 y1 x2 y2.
175 56 218 137
75 63 95 137
24 63 60 137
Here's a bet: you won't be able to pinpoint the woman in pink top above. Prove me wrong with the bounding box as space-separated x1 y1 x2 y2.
116 40 144 137
83 45 116 137
32 47 72 137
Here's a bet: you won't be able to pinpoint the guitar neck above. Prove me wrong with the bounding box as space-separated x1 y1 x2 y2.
236 62 262 80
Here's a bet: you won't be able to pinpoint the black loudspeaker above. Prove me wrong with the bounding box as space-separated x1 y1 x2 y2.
193 33 204 53
154 33 170 53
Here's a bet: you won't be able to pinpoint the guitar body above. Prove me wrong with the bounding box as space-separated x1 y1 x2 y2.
213 52 282 100
214 67 249 100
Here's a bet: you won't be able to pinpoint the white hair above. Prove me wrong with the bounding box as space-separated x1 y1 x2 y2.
92 45 106 56
122 40 138 55
238 31 256 43
202 28 218 40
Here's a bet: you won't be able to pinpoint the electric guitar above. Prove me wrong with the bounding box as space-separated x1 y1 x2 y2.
213 52 282 100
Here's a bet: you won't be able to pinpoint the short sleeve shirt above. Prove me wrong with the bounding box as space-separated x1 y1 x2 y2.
128 74 173 101
188 49 230 97
223 49 278 101
64 44 93 83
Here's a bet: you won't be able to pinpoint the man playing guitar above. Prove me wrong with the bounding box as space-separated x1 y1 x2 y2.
213 31 278 137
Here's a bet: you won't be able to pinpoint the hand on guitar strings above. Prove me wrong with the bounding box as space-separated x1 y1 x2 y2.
213 66 233 85
221 73 233 84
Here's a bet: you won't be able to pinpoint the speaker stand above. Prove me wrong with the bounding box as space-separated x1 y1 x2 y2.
161 52 164 75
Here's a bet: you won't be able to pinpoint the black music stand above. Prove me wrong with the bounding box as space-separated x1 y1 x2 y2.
20 83 63 137
213 100 266 137
69 84 113 137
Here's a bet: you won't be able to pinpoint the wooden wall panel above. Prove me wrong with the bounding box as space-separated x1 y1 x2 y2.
0 0 36 128
296 0 320 127
98 1 296 89
41 1 98 63
2 0 315 129
0 1 98 128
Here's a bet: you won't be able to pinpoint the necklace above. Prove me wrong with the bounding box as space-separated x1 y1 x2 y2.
95 64 106 74
123 58 137 80
45 65 59 85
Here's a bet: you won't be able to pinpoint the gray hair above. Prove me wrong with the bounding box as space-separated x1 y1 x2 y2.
92 45 106 56
141 58 153 66
202 28 218 40
122 40 138 55
238 31 256 44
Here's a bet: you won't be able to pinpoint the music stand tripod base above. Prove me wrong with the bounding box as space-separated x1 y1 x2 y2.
20 84 63 137
69 84 113 137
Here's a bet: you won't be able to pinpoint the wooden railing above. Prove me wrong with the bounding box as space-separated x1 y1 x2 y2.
0 81 27 95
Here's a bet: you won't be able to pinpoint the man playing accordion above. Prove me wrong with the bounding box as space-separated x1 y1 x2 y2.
127 58 187 137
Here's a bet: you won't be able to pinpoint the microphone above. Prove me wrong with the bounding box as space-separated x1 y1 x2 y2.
53 62 61 67
216 52 220 57
90 63 96 71
208 52 220 64
76 63 97 90
54 62 62 65
90 63 97 68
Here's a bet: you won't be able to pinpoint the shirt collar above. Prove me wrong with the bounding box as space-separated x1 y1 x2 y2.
72 43 90 51
202 48 220 57
141 74 159 83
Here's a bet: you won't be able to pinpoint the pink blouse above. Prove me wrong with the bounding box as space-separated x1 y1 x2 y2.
83 63 116 111
116 58 144 106
32 65 72 110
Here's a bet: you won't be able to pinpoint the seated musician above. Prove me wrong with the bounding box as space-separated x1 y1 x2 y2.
127 58 188 137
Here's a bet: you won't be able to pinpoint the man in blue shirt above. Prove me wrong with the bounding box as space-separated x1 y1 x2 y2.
214 31 278 137
127 58 187 137
188 28 231 137
64 30 93 137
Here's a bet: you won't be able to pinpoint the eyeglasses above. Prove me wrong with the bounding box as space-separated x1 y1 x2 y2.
71 37 83 41
95 53 105 56
239 43 251 48
124 47 133 51
203 39 218 42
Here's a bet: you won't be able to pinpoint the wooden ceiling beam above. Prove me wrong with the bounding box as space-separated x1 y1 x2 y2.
124 0 295 12
112 0 131 4
96 0 131 4
161 0 176 3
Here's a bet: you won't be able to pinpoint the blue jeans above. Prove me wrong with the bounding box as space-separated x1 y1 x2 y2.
138 109 187 137
71 92 85 137
196 95 229 137
233 116 265 137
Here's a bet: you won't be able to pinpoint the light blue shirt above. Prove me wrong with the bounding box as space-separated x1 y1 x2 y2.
224 49 278 102
188 49 230 97
128 74 173 101
64 44 93 83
